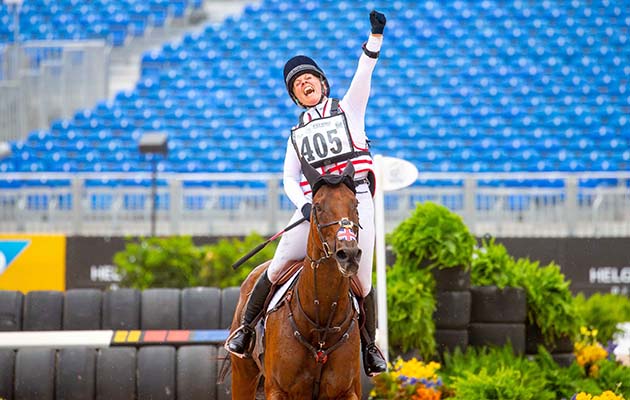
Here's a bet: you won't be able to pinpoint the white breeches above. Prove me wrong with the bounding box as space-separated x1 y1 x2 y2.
267 183 375 298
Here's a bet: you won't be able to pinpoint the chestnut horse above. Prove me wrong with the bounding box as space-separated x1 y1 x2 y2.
229 162 363 399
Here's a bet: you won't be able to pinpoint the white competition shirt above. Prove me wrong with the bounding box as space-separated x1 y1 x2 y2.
282 34 383 210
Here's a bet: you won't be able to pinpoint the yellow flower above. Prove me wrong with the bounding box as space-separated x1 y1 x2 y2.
576 390 626 400
574 341 607 369
390 357 441 381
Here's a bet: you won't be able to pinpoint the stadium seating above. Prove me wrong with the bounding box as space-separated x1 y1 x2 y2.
1 0 628 188
0 0 202 45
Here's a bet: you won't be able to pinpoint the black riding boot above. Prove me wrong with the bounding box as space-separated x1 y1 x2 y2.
361 288 388 376
225 271 273 357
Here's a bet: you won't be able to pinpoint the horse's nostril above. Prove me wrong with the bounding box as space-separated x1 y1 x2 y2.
336 247 360 262
336 249 349 261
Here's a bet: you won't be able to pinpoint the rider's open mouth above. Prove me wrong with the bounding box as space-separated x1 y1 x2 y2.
304 86 314 96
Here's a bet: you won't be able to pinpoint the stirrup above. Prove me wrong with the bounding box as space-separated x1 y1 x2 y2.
363 343 388 376
224 325 255 359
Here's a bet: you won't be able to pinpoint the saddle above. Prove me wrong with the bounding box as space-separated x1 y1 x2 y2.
250 260 361 372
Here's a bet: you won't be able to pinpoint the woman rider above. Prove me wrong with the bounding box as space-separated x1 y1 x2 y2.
226 9 388 376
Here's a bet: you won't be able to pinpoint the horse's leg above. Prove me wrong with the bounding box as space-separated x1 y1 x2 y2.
230 355 261 400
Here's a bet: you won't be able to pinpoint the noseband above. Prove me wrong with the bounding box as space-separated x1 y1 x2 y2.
306 209 361 268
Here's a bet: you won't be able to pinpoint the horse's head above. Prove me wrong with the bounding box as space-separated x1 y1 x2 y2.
301 158 362 278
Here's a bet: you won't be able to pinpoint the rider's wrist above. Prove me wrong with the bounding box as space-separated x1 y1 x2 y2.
362 42 380 59
366 35 383 52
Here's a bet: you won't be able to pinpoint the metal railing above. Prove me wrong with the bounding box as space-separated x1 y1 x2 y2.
0 40 110 142
1 171 629 237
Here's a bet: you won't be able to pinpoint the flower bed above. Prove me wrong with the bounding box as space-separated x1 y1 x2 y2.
370 357 444 399
370 329 630 400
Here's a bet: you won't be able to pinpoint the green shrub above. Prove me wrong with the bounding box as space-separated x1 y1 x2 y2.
574 293 630 344
593 358 630 397
198 234 278 287
388 201 475 270
471 237 521 288
439 346 630 399
515 258 582 343
113 233 277 289
114 236 205 289
441 346 556 400
533 348 600 399
386 262 436 358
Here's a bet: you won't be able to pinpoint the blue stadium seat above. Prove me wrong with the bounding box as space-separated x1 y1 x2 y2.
3 0 628 179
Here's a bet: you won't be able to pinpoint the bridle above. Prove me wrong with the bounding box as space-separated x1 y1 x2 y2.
305 205 361 268
286 200 361 400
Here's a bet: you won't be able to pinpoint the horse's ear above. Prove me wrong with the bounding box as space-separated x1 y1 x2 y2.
300 157 321 187
341 162 355 179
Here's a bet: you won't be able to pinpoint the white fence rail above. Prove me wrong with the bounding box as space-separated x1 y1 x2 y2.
1 171 629 237
0 41 110 142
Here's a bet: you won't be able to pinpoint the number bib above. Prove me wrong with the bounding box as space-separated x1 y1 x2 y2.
291 113 355 168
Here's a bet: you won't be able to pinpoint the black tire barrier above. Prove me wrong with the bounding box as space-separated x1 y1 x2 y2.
102 288 140 330
141 289 181 330
432 266 471 291
96 347 137 400
0 291 23 331
137 346 176 400
435 329 469 355
219 287 240 329
433 290 471 329
469 322 526 355
470 286 527 323
15 348 55 400
552 352 576 368
23 291 63 331
181 287 221 329
525 323 574 354
2 344 382 399
63 289 102 330
56 347 96 400
216 346 232 400
177 346 217 400
0 349 15 400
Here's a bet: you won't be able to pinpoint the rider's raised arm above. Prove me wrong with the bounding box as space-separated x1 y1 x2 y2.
341 11 386 117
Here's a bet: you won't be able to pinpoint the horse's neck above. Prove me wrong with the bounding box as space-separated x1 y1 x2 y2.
297 259 351 321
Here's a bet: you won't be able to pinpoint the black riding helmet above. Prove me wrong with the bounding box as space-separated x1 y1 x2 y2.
283 55 330 107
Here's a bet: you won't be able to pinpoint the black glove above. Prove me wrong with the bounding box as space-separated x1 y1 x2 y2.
370 10 386 34
301 203 312 222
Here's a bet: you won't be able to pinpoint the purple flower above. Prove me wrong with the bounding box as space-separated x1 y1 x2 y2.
606 340 617 359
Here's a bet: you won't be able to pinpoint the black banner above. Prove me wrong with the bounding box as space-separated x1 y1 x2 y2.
65 236 220 289
497 237 630 296
65 236 630 295
66 237 127 289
